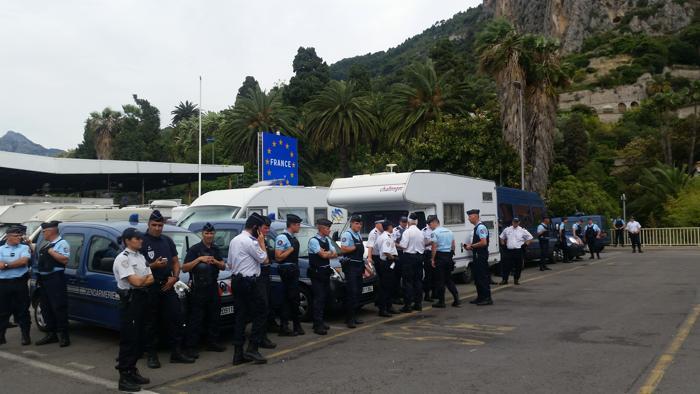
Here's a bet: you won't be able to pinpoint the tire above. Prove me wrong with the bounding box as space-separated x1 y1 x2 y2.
32 296 48 332
298 285 312 322
455 266 473 284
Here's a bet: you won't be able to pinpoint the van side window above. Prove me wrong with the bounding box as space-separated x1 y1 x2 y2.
87 236 120 274
62 234 85 270
482 192 493 202
313 208 327 224
443 203 465 225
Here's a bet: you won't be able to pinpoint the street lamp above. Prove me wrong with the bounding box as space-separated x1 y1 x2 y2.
512 81 525 191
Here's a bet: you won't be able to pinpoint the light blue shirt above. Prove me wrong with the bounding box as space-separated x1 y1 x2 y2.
586 223 601 233
474 223 489 241
341 230 361 247
537 224 548 236
308 234 331 254
0 243 31 279
430 226 454 252
39 237 70 275
275 231 295 251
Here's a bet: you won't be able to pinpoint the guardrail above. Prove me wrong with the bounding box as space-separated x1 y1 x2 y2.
618 228 700 246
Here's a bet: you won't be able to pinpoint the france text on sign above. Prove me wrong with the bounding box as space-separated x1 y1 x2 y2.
261 132 298 185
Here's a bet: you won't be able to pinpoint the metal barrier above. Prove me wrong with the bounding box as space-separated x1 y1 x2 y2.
616 228 700 246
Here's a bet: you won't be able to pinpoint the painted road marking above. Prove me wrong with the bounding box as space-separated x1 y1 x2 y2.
0 350 159 393
382 319 515 345
162 260 603 391
638 304 700 394
21 350 47 358
66 361 95 371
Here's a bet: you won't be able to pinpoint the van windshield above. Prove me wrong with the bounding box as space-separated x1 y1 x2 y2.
339 211 409 240
178 206 241 227
166 231 202 262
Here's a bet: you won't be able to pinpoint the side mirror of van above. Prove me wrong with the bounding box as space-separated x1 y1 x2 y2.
332 231 339 242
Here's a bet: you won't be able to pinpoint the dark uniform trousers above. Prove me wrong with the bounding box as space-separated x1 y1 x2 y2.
0 276 31 335
538 239 550 266
434 252 458 304
117 289 148 372
342 261 364 321
144 284 183 353
400 253 423 307
585 237 597 258
38 271 69 334
375 259 395 312
472 250 491 301
260 265 275 328
310 272 330 329
630 233 642 251
614 229 624 246
232 275 267 346
278 264 301 324
186 282 220 348
501 248 524 281
393 252 403 302
422 251 434 298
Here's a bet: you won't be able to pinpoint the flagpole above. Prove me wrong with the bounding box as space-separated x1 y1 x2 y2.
198 75 202 197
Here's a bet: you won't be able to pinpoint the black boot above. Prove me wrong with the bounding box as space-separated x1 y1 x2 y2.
170 348 195 364
232 345 251 365
21 330 30 346
129 369 150 385
278 322 296 337
260 336 277 349
119 372 141 392
183 348 199 359
35 332 58 346
293 321 305 336
58 332 70 347
147 353 161 369
0 333 5 345
243 343 267 364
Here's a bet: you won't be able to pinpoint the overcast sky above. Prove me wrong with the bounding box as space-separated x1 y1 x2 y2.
1 0 481 150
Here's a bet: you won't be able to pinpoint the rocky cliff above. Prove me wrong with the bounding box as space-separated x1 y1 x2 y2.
482 0 698 52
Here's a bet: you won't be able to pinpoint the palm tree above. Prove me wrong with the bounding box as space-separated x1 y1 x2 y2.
629 163 691 218
687 81 700 174
386 59 454 143
649 90 685 166
305 80 376 176
220 86 294 163
87 108 122 160
171 100 200 126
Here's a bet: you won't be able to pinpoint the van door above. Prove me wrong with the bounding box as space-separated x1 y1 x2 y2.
57 232 86 319
80 230 121 329
480 214 499 263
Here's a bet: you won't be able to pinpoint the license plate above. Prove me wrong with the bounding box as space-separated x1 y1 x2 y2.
362 285 373 294
220 305 234 316
218 279 232 297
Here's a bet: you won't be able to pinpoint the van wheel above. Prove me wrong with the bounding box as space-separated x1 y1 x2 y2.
456 267 473 284
32 296 48 332
298 285 312 322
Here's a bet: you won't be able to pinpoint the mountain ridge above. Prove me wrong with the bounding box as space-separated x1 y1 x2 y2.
0 131 64 157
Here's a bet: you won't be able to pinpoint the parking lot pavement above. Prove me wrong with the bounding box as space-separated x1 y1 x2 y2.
2 248 699 393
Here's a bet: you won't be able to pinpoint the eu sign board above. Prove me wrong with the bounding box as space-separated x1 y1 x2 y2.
258 132 298 185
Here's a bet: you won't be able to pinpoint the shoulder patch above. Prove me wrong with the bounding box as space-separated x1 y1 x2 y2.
341 237 347 243
277 240 284 246
121 260 129 268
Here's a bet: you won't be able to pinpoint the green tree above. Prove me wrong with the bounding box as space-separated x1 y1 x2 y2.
348 64 372 93
283 47 330 107
664 179 700 227
429 38 468 84
86 108 122 160
236 76 260 104
546 175 617 218
170 100 199 126
305 80 376 176
556 112 590 174
113 95 162 161
649 90 686 165
628 163 691 222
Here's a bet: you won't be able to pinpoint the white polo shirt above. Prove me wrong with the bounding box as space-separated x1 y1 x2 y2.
499 226 534 250
227 231 267 277
113 248 152 290
400 225 424 254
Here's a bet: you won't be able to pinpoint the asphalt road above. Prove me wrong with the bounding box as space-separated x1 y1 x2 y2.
1 248 699 394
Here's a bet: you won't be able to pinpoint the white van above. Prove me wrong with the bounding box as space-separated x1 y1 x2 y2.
24 207 153 240
327 171 500 281
177 185 347 229
0 203 104 234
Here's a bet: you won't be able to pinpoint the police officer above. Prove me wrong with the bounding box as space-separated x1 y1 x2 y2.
113 228 153 392
376 221 398 317
182 223 226 359
275 214 304 337
558 217 571 263
367 220 383 310
498 218 533 285
584 218 602 259
536 217 553 271
0 226 32 346
613 217 625 247
258 216 278 348
141 210 193 368
228 213 268 365
429 217 460 308
391 216 408 305
307 219 337 335
464 209 493 306
422 217 436 302
398 213 425 312
35 221 71 347
339 215 366 328
627 216 643 253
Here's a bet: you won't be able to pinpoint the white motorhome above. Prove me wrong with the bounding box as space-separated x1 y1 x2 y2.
327 171 500 281
177 185 347 229
24 207 153 240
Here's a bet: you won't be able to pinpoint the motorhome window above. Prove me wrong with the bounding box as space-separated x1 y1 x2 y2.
167 232 202 262
482 221 495 230
87 236 119 273
178 206 240 227
62 234 85 270
482 192 493 202
513 205 532 228
443 203 465 225
313 208 327 224
278 208 309 223
247 207 266 218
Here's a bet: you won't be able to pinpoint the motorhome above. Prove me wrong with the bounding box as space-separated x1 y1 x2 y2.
327 171 500 282
177 185 347 229
0 203 103 235
24 207 153 240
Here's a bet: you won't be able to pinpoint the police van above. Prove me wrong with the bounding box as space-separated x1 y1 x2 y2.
29 222 230 331
177 184 346 231
327 171 500 283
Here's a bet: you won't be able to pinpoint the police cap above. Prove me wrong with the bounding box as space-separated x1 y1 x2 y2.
5 225 24 235
383 220 394 228
149 210 165 223
286 214 303 224
374 219 384 225
399 216 408 222
246 212 265 228
261 216 272 226
427 215 439 224
350 215 363 223
466 209 480 216
122 227 143 240
202 222 216 232
41 221 61 230
408 213 418 221
317 218 333 227
512 217 520 222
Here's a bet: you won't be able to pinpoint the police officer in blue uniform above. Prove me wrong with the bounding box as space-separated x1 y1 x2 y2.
113 228 153 392
536 217 553 271
307 219 337 335
35 221 71 347
275 214 305 337
430 217 460 308
182 223 226 359
464 209 493 306
141 210 193 368
613 217 625 247
339 215 365 328
258 216 278 348
0 226 32 346
584 218 602 260
558 217 571 263
422 218 436 302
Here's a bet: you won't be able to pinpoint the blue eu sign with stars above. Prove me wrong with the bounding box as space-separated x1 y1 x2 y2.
259 132 298 185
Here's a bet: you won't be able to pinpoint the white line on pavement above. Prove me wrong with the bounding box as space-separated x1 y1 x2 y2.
67 361 95 371
0 350 158 393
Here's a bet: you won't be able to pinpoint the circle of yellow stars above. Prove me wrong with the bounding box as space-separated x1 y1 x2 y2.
264 137 296 185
